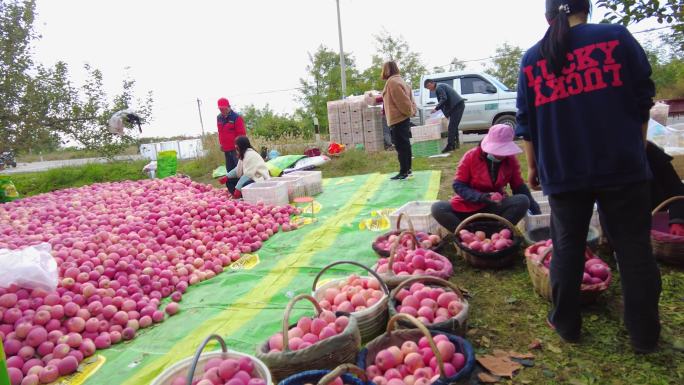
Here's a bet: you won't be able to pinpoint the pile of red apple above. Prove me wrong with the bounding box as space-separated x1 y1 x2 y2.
267 311 350 352
457 228 514 253
365 336 466 385
316 275 385 313
374 232 442 255
529 240 611 285
0 177 297 385
375 248 452 278
170 356 266 385
393 283 464 326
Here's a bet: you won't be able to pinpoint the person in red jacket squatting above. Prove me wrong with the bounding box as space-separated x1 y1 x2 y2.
217 97 246 192
516 0 661 353
430 124 542 233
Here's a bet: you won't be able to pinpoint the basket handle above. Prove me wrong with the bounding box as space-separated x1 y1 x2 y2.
387 231 418 272
386 314 446 379
395 213 416 234
282 294 323 352
312 260 390 295
186 334 228 385
651 196 684 216
317 364 369 385
454 213 522 239
391 276 466 303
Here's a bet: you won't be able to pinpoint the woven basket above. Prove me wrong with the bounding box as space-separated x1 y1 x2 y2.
388 276 470 337
152 334 272 385
524 243 612 305
454 213 524 269
374 232 453 290
356 314 476 385
524 225 601 252
651 196 684 266
312 261 390 343
256 295 362 383
372 213 445 257
278 364 372 385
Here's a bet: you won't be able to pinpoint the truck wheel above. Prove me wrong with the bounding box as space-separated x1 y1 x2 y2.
494 114 516 129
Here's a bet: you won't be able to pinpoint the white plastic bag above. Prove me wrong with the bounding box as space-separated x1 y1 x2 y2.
0 243 58 292
425 110 445 124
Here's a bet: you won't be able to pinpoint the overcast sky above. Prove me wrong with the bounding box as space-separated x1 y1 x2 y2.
31 0 662 139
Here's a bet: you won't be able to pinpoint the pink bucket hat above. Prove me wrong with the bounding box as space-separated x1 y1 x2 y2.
481 124 522 157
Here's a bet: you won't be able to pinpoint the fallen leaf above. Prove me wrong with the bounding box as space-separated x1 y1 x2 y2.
477 372 500 383
467 328 480 337
509 351 535 359
492 349 509 357
476 355 522 378
547 343 562 354
505 296 518 304
528 338 542 350
480 336 491 348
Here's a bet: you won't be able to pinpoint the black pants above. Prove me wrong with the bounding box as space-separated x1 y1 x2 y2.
390 119 412 175
548 182 661 348
446 102 465 148
382 116 393 148
431 195 529 233
224 150 239 192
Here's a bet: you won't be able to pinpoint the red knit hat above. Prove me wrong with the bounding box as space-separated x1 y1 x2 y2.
217 98 230 108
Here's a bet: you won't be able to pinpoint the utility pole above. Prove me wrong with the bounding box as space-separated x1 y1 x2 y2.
196 98 205 138
336 0 347 98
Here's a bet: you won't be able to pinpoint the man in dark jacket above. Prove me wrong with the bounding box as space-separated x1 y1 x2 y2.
646 142 683 233
424 79 466 152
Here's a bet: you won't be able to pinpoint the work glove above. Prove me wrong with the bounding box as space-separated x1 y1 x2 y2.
479 193 500 206
232 189 242 200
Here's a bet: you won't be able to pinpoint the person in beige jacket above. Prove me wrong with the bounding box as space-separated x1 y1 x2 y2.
382 61 417 180
226 136 270 199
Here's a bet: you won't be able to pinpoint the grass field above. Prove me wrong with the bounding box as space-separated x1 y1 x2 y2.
5 143 683 385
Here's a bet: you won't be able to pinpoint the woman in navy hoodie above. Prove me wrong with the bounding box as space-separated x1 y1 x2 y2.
516 0 661 352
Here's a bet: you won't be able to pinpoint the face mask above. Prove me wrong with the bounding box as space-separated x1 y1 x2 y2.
487 154 502 163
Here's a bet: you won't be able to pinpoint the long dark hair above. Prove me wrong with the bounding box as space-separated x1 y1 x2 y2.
235 136 253 160
540 0 591 76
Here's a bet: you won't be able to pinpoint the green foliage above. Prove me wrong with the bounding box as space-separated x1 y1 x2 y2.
0 0 153 158
597 0 683 51
484 42 524 90
241 104 314 140
361 30 427 91
297 45 366 132
645 39 684 99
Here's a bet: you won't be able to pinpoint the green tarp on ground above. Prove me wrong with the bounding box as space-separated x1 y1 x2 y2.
70 171 440 385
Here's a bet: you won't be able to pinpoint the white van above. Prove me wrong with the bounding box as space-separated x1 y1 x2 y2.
417 71 518 133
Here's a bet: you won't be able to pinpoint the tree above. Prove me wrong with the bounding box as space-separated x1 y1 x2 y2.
484 43 524 90
597 0 683 51
297 45 363 132
449 58 466 72
241 104 312 140
0 0 153 157
644 40 684 99
362 30 427 90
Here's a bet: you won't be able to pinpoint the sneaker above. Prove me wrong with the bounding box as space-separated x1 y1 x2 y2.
390 174 408 180
546 316 580 343
441 145 455 153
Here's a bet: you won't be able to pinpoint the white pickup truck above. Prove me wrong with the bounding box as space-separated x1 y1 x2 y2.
414 71 518 133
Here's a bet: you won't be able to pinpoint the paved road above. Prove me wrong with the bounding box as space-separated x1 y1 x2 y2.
0 155 144 175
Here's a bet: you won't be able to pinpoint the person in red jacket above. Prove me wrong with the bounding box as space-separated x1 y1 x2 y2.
431 124 541 232
217 97 246 191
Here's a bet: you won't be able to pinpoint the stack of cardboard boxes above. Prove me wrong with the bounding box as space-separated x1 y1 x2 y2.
327 98 385 152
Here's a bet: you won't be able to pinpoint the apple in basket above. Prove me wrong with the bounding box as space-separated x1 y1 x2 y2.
367 336 466 385
170 356 265 385
318 274 385 313
458 229 513 253
535 240 611 285
377 233 443 253
376 249 448 276
267 311 350 352
395 283 464 325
